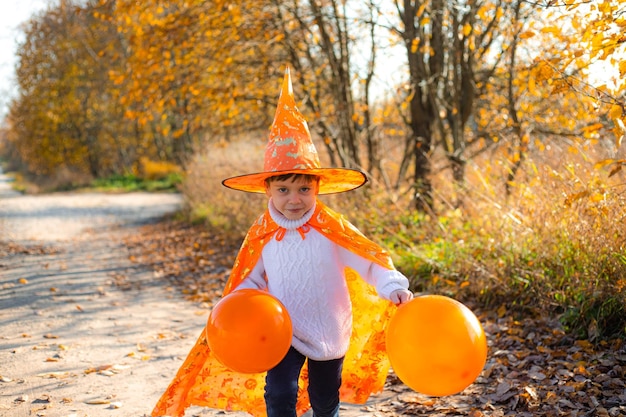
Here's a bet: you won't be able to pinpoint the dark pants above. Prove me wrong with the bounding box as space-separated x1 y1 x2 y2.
265 346 344 417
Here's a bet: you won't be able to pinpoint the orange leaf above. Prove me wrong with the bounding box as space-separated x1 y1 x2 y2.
519 30 535 39
609 104 623 120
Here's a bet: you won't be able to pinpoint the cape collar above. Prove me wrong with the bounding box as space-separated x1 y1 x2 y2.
223 199 394 295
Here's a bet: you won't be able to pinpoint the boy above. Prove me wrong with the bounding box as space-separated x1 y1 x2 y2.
152 68 412 417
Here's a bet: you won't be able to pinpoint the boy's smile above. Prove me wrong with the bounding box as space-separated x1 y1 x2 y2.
265 177 318 220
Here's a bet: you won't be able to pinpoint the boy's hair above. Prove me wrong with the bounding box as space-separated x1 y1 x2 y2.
264 173 320 187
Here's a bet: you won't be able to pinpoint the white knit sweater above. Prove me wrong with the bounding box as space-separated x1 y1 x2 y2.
235 200 410 361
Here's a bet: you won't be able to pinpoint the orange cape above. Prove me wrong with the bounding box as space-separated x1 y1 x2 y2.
152 200 397 417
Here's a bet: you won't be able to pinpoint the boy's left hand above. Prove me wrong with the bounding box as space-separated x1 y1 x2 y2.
390 289 414 306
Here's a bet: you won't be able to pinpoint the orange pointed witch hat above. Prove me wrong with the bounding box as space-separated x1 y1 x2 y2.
222 67 367 194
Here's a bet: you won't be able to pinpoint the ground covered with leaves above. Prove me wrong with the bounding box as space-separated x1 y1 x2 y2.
124 220 626 417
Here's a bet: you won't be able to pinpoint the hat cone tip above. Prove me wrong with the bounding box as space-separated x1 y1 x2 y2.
281 66 293 98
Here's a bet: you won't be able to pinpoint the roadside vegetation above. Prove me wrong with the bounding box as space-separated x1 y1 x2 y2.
180 136 626 343
90 172 182 192
0 158 183 194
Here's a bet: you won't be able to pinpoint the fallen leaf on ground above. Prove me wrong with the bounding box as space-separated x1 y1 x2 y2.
37 371 72 379
85 398 111 405
84 364 112 374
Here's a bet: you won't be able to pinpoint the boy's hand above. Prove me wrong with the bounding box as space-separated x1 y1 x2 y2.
390 289 414 306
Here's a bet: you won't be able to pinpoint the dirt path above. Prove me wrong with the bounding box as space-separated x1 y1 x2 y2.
0 169 246 417
0 170 398 417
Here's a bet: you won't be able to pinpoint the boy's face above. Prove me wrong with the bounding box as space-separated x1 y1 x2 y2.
265 176 318 220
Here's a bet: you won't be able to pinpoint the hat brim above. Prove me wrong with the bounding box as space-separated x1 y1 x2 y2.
222 168 367 194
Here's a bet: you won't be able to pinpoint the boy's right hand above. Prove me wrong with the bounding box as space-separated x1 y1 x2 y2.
390 289 414 306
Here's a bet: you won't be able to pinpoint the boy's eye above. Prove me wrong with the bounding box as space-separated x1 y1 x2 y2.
300 187 311 193
277 187 288 193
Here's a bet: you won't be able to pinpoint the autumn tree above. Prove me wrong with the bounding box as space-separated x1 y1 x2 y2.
266 0 363 171
109 0 406 185
107 0 287 166
388 0 531 208
544 0 626 173
6 0 134 183
463 1 625 198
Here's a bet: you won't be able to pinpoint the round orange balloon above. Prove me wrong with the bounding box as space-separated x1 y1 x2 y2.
386 295 487 396
206 289 293 373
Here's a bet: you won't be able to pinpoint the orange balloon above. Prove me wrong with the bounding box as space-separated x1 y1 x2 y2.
386 295 487 396
206 289 293 373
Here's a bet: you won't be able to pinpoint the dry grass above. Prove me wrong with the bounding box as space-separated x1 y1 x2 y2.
182 136 267 235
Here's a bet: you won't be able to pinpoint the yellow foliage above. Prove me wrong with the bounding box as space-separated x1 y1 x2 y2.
410 38 420 54
550 79 569 94
540 26 560 36
415 3 427 18
519 30 535 39
462 23 472 36
533 61 555 82
608 104 623 120
619 60 626 77
139 157 181 180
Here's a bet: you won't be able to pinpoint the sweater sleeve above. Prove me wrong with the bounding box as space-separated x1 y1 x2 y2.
337 245 409 300
232 256 268 291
